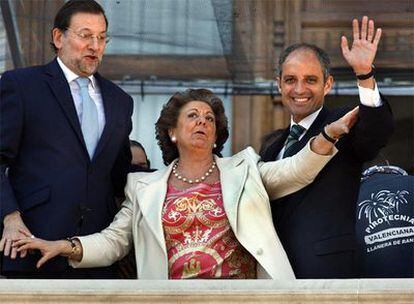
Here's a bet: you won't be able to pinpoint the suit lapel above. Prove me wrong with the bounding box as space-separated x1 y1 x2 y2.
134 155 249 253
303 106 329 141
44 60 121 161
44 59 86 149
92 73 120 160
263 129 289 161
283 107 330 158
216 154 247 233
136 165 173 253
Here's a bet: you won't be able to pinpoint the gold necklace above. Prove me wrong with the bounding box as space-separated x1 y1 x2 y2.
172 161 216 184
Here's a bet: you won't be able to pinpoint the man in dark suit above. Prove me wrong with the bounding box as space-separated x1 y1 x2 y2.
260 16 393 278
0 0 133 278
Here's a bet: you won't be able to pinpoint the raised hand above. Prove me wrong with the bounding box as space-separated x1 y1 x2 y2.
341 16 381 75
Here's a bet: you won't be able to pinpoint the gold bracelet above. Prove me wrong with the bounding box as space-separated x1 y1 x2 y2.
65 238 81 259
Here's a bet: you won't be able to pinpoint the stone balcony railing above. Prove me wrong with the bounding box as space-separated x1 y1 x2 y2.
0 279 413 303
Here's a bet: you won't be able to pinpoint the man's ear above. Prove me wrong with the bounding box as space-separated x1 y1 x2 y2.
52 28 63 51
324 75 334 96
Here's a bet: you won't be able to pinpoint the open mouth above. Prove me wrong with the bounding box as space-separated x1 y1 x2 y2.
194 130 206 136
293 97 311 104
84 55 97 61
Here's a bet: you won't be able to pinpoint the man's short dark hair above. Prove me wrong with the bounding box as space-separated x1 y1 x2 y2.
278 43 331 81
50 0 108 53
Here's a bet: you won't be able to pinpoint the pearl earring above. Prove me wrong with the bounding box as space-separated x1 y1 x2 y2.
213 143 217 148
171 136 177 143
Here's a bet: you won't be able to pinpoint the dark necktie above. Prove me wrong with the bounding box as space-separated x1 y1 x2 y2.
283 124 306 158
76 77 99 159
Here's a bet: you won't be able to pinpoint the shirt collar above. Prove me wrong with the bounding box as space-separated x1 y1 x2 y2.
290 107 323 131
57 57 97 90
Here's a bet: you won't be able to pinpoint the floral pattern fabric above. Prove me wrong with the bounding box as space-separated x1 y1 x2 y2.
162 182 256 279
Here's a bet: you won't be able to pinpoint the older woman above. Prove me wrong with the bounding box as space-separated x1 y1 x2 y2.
15 89 357 279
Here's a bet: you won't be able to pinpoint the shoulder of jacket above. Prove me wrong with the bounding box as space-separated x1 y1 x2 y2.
97 76 131 99
259 128 287 157
2 65 43 81
326 106 353 123
127 171 160 187
261 129 286 145
230 146 260 164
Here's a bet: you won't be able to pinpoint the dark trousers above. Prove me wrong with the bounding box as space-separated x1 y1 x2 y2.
3 264 119 279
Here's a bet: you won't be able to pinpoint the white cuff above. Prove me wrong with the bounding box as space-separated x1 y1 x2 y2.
358 82 382 107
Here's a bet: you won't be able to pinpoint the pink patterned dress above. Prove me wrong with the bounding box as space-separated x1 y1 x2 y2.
162 181 256 279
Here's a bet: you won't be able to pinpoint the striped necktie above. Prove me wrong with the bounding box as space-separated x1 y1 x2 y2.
283 124 306 158
76 77 99 159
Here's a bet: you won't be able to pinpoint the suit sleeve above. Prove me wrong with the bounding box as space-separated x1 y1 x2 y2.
0 72 23 221
258 142 338 200
341 96 393 162
111 95 133 198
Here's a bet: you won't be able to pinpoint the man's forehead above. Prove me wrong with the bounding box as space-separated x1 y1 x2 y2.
282 49 324 75
285 49 320 64
69 12 106 30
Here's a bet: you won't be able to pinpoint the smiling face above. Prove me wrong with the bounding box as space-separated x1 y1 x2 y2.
53 12 107 77
170 101 217 154
278 49 333 123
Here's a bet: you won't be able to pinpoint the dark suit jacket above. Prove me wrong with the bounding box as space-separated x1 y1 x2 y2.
259 102 393 278
0 59 133 276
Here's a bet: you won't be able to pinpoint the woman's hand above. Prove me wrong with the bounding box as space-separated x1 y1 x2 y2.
325 106 359 140
310 107 359 155
12 230 72 268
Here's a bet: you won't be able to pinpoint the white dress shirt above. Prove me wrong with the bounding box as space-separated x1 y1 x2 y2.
57 57 106 138
277 83 382 160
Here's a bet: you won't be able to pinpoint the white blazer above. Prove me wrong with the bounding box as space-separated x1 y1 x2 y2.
73 143 336 279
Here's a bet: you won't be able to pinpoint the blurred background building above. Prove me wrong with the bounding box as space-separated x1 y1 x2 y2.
0 0 413 171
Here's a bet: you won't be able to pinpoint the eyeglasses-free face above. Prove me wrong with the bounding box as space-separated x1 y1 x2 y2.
278 49 333 123
170 101 217 153
52 12 107 77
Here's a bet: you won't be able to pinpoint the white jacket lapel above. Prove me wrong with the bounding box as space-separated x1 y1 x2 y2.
215 154 247 233
135 164 173 253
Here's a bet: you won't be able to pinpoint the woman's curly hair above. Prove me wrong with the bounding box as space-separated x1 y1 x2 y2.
155 89 229 165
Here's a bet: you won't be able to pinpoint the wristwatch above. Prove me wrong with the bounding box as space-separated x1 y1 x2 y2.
356 65 375 80
322 126 338 144
66 238 81 259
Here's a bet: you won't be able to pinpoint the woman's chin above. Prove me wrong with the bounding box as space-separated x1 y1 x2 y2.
188 142 213 152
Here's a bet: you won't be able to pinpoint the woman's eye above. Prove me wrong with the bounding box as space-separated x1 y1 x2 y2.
206 116 215 122
188 113 197 118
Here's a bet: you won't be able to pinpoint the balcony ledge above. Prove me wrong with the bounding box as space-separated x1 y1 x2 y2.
0 278 413 303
